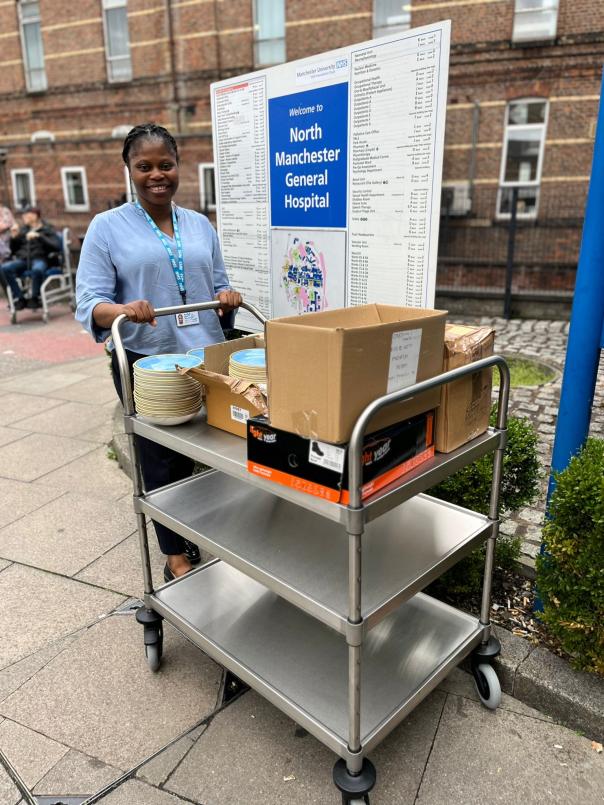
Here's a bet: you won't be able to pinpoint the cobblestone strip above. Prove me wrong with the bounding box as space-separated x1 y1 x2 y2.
473 317 604 572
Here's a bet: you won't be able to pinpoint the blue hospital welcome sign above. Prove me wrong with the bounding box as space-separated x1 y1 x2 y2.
269 82 348 228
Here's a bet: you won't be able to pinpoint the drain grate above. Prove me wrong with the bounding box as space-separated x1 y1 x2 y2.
112 598 143 615
221 670 249 704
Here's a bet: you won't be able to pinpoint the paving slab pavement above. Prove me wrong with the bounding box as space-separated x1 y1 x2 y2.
0 478 64 529
0 392 65 426
0 616 223 771
33 749 122 800
0 564 122 669
75 531 167 599
0 719 69 791
0 492 137 576
0 432 96 482
415 695 603 805
32 446 133 501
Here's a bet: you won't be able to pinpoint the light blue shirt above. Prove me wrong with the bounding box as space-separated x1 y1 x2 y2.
76 202 231 355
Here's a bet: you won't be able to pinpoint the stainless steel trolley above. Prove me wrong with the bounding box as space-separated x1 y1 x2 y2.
112 301 510 804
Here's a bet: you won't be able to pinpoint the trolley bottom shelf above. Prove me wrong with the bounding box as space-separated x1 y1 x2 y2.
150 561 485 761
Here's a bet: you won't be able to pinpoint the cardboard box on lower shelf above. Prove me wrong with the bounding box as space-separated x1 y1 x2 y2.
247 411 435 504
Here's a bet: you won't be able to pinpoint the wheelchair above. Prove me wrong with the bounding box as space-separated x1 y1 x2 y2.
4 227 76 324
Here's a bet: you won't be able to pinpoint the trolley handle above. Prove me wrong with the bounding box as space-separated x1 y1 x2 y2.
111 300 267 416
346 354 511 510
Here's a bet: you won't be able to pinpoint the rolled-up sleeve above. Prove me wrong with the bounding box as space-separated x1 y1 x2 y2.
75 215 117 343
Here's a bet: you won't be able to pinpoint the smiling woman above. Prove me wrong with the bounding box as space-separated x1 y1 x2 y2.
75 122 243 581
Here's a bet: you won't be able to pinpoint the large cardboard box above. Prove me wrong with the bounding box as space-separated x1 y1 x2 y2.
183 334 267 438
435 324 494 453
266 304 447 443
247 411 434 504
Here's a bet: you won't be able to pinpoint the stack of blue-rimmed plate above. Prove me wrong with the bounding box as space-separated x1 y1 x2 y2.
228 348 267 385
133 354 203 425
186 347 205 364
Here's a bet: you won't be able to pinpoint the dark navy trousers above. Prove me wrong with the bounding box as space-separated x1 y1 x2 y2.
111 349 193 555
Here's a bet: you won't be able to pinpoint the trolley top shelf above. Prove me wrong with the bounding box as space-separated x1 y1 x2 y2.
129 412 501 525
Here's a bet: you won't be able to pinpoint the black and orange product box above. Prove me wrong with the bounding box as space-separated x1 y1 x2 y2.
247 411 434 504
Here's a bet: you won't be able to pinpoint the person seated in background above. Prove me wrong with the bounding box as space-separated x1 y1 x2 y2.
0 204 15 264
0 204 16 295
0 205 60 310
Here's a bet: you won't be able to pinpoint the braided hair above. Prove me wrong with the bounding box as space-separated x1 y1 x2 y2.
122 123 179 165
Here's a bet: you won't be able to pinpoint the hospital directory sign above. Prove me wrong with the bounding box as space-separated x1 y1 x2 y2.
210 21 451 330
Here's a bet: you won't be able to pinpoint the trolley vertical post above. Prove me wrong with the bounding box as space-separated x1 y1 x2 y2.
479 361 510 628
111 313 155 595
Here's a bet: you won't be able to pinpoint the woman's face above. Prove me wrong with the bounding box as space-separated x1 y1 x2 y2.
128 138 179 210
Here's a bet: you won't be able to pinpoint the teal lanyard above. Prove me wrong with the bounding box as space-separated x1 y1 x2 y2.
136 202 186 304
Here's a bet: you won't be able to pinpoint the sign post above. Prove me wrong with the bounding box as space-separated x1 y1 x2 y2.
547 72 604 502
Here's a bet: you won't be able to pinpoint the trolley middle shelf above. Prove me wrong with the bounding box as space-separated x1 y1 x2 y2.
138 470 493 635
152 560 484 760
129 413 501 525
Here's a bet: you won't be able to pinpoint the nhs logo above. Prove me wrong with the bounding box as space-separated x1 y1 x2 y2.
296 56 350 85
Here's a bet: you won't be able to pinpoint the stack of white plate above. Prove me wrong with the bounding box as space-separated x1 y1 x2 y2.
133 354 203 426
228 348 267 385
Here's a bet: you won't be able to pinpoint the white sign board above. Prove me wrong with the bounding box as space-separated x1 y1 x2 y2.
211 21 451 330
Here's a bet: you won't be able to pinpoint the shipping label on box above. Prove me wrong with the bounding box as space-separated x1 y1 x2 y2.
247 411 435 504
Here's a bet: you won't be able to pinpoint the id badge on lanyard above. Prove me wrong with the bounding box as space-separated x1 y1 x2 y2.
137 202 199 326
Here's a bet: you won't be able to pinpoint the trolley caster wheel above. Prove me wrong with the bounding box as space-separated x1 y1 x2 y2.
145 640 162 672
10 312 16 325
333 758 376 805
70 300 77 312
472 663 501 710
42 314 48 324
136 607 164 673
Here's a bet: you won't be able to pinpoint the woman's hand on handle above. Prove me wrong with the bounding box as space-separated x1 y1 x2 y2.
92 300 156 330
215 290 243 317
122 299 157 326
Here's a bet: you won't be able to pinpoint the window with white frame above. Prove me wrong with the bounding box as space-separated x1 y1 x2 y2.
198 164 216 212
253 0 285 66
11 169 36 210
31 130 54 142
102 0 132 82
373 0 411 38
497 99 548 219
112 124 133 139
61 167 90 212
512 0 559 44
18 1 47 92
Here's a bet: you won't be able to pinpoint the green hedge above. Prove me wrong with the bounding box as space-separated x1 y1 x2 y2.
536 439 604 675
427 410 541 596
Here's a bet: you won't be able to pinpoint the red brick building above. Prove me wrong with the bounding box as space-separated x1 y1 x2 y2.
0 1 601 312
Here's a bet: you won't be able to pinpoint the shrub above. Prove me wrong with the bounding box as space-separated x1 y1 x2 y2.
427 410 541 596
430 409 541 516
536 439 604 675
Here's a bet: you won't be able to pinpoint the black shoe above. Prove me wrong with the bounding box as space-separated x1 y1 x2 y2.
26 296 41 309
163 563 175 583
14 298 26 311
183 540 201 565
